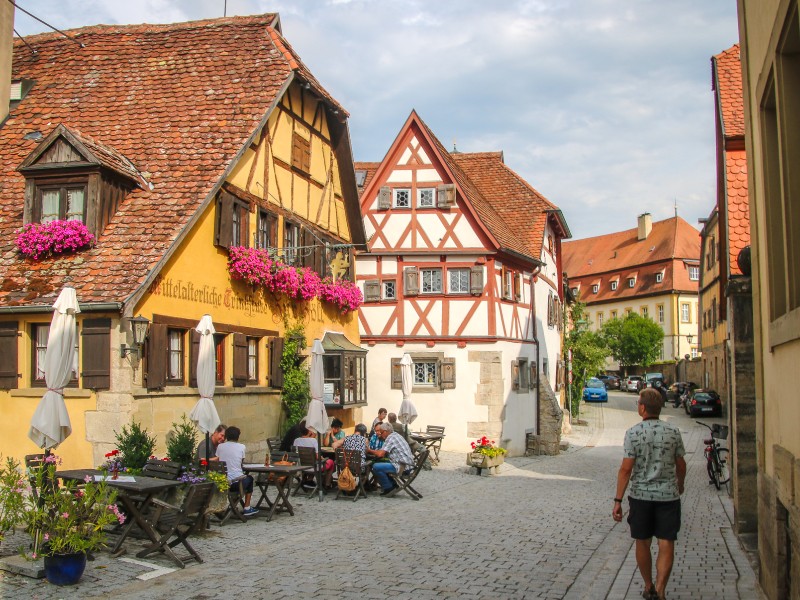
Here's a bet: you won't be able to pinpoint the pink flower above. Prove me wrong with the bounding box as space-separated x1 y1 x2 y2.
61 512 69 519
15 219 95 260
84 475 92 483
43 533 49 541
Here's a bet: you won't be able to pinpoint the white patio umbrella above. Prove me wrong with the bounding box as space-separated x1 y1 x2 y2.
189 314 221 464
398 353 418 438
28 287 80 450
303 339 327 501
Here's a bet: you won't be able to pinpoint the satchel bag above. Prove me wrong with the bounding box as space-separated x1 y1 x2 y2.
338 462 357 492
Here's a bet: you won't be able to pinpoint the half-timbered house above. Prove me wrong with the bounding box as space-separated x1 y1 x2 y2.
355 111 570 455
0 14 366 468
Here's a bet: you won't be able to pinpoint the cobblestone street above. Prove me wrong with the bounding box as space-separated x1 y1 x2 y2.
0 392 762 599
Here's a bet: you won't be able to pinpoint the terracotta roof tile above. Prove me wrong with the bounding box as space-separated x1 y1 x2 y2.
353 161 381 198
562 216 700 287
0 14 336 306
713 44 744 139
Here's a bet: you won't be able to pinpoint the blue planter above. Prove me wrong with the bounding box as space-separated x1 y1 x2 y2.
43 552 87 586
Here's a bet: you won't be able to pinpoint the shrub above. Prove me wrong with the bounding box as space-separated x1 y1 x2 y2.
115 421 157 471
166 415 198 468
281 321 309 428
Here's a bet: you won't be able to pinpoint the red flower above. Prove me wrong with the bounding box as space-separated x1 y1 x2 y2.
111 449 120 456
200 459 208 466
104 452 112 458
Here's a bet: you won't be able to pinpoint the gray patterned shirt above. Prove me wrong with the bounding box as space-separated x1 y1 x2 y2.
623 419 685 501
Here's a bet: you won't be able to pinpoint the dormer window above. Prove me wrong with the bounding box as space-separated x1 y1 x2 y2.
610 281 618 291
655 272 663 283
592 284 599 294
628 277 636 288
19 124 143 237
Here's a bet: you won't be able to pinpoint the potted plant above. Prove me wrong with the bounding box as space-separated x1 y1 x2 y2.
23 455 123 586
467 436 507 471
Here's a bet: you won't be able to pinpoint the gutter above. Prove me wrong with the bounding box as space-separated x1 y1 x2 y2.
501 247 543 267
0 302 122 314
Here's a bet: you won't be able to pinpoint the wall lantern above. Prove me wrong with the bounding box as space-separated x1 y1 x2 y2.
121 314 151 357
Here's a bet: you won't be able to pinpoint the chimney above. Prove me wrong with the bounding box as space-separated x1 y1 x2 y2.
637 213 652 241
0 1 13 124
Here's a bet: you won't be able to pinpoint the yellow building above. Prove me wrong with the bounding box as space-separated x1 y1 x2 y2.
0 14 367 469
737 2 800 597
562 214 701 371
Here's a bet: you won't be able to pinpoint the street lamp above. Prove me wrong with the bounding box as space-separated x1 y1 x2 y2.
121 315 150 358
686 334 694 344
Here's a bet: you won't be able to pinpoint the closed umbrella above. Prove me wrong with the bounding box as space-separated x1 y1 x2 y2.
28 287 80 450
189 315 221 466
398 354 418 438
303 339 327 501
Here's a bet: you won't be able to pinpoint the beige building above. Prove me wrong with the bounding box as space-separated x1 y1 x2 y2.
737 1 800 598
562 214 701 372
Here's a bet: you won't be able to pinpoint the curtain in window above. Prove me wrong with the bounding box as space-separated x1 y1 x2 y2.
41 191 60 223
66 188 84 221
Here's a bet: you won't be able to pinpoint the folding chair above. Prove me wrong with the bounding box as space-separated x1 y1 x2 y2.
207 461 246 525
425 425 446 464
141 458 182 480
385 450 428 500
292 446 322 498
266 437 282 452
137 482 215 568
335 448 371 502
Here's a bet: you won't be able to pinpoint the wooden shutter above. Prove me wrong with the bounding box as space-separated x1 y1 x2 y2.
81 318 110 390
189 329 201 387
215 191 234 249
440 357 456 389
403 266 419 296
511 359 520 390
470 266 484 296
364 280 380 302
0 322 19 390
232 332 248 387
514 272 522 301
390 357 402 389
269 337 285 388
377 186 391 210
145 322 167 390
437 183 456 208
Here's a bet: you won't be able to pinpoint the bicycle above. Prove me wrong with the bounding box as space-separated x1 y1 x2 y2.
697 421 730 490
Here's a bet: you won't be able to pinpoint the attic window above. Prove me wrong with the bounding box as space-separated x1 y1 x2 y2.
628 277 636 288
10 79 34 105
656 272 663 283
355 170 367 187
610 280 618 291
592 284 599 294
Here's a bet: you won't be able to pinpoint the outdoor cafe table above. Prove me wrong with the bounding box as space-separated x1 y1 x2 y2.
242 463 312 521
57 469 183 554
409 431 444 464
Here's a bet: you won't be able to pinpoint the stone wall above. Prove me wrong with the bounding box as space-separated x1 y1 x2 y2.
526 373 562 456
466 351 504 443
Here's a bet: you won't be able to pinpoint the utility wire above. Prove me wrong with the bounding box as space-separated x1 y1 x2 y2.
13 27 36 53
7 0 85 48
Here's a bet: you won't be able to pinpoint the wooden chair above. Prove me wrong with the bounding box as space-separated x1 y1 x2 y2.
207 461 246 526
141 458 182 480
137 482 215 568
425 425 446 464
266 437 282 452
292 446 322 498
385 449 429 500
334 448 371 502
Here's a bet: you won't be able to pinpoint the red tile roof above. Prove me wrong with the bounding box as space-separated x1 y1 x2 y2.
725 150 750 275
353 161 381 197
0 14 342 307
713 44 744 139
562 216 701 299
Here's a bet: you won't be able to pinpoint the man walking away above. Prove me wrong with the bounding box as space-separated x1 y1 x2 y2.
613 388 686 600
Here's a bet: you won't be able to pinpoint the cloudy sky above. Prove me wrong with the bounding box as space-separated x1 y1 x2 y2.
10 0 740 240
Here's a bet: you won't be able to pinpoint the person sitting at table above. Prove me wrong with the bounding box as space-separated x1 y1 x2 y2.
215 426 258 516
195 423 226 462
337 423 368 465
322 418 345 447
367 423 416 496
293 428 336 489
368 425 384 452
280 419 307 452
370 408 387 435
387 413 421 452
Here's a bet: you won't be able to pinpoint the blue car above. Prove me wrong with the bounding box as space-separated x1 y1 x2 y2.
583 378 608 402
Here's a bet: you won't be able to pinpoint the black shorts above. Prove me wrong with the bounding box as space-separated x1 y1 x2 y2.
230 475 253 494
627 497 681 541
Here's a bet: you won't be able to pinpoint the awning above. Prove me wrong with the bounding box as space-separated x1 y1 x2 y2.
321 332 367 353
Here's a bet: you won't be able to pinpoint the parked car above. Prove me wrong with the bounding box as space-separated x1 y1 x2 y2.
583 378 608 402
644 372 665 388
596 375 621 390
685 389 722 417
624 375 643 392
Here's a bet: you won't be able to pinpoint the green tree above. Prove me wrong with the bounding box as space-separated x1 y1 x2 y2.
166 414 198 468
600 313 664 371
281 321 309 430
565 302 608 416
114 420 157 471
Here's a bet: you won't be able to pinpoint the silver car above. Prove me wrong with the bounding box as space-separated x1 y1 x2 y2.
625 375 643 392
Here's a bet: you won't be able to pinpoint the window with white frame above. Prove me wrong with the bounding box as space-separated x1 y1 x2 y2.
641 306 649 318
628 277 636 288
448 268 470 294
657 304 664 323
247 337 258 382
592 284 599 293
691 347 698 359
688 265 699 281
382 280 396 300
420 268 443 294
167 329 184 383
597 312 604 326
681 303 691 322
418 188 435 208
656 272 663 283
413 361 438 386
611 280 618 291
393 188 411 208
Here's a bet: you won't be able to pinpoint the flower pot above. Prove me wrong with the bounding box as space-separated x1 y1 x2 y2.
466 452 504 469
44 552 87 586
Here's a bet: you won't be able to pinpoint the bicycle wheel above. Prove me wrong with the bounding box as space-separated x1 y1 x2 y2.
707 454 720 489
715 448 730 485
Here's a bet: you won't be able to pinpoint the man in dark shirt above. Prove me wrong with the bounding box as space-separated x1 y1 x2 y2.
195 424 226 462
280 419 307 451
